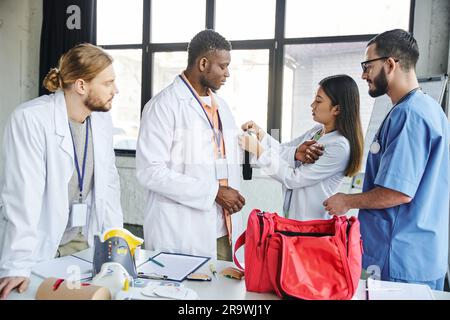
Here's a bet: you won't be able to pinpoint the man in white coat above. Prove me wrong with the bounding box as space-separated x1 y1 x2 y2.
136 30 245 261
0 44 123 299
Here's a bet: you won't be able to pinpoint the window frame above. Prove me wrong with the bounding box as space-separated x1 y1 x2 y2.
97 0 415 156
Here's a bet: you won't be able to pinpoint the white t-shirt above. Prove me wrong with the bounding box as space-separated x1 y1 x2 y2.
60 119 94 245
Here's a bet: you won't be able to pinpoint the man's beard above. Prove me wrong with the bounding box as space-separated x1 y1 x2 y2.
84 92 112 112
200 73 218 93
368 68 388 98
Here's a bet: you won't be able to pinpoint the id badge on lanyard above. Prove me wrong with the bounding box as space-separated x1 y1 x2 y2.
70 201 88 228
68 118 90 228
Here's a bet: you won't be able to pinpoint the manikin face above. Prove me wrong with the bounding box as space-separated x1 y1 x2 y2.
84 64 119 112
361 44 389 98
199 49 231 91
310 86 339 126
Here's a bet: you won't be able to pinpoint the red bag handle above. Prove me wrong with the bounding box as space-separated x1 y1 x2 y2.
233 232 246 271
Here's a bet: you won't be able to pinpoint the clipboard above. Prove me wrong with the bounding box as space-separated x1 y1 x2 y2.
136 252 210 282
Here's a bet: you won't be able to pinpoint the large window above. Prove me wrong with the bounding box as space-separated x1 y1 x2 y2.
285 0 411 38
97 0 143 45
152 52 187 94
220 50 270 131
97 0 144 151
106 49 142 150
215 0 276 40
151 0 205 43
97 0 413 152
282 42 373 142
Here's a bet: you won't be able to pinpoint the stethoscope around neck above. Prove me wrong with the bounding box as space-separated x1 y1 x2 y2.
369 87 420 155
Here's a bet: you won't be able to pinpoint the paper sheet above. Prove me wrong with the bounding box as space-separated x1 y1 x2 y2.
367 278 435 300
32 255 92 280
137 252 209 282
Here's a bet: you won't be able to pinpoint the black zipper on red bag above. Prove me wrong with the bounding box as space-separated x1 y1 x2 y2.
257 211 265 245
275 230 334 237
346 219 352 256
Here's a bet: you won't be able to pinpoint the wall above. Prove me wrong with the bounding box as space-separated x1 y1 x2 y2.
0 0 42 171
414 0 450 77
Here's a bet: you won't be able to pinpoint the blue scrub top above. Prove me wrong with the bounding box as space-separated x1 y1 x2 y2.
360 90 449 281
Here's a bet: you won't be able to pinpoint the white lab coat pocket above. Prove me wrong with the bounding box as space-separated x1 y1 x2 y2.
33 231 58 263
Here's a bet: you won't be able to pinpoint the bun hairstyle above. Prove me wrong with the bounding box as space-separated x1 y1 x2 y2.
43 43 113 93
43 68 62 93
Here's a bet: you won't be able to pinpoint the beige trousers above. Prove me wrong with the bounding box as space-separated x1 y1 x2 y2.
216 235 232 262
56 232 89 258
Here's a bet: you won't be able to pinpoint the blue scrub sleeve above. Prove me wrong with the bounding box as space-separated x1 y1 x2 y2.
374 108 431 198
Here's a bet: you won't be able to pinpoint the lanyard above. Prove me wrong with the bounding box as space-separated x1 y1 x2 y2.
179 74 224 157
374 88 420 141
312 129 323 141
68 117 90 201
311 128 335 141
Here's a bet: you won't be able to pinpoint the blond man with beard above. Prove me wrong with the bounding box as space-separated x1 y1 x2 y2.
0 43 123 299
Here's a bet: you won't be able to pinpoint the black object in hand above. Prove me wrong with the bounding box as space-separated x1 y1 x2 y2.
243 151 252 180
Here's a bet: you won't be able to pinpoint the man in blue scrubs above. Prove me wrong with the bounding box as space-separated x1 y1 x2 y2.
323 29 449 290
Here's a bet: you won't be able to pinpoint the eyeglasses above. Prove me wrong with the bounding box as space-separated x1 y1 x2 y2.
360 57 399 73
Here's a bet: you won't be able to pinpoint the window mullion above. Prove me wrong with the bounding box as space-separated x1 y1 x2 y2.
206 0 215 29
142 0 151 110
268 0 286 141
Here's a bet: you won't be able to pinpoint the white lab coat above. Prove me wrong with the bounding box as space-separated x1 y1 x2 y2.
136 76 243 258
258 125 350 220
0 91 123 278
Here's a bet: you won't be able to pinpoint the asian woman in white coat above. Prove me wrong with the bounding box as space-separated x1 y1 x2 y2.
240 74 363 221
0 44 123 299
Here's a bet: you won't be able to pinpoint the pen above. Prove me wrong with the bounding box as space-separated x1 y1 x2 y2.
138 272 168 280
365 288 402 292
148 256 165 268
209 263 217 279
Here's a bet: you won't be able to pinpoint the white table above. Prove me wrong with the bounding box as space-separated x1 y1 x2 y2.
7 248 450 300
7 248 275 300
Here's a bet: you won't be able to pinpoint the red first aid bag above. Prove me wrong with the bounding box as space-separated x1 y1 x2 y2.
234 209 362 300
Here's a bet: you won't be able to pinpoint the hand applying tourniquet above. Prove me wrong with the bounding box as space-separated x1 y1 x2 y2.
239 132 264 158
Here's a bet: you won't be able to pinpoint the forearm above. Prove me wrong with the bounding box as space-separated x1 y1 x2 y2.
279 145 297 167
345 187 412 209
